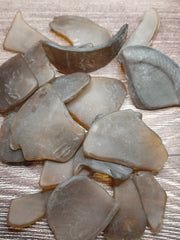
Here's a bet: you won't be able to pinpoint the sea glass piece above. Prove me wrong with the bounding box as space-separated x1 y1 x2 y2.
83 110 168 171
40 159 73 190
0 113 25 163
24 42 55 86
8 190 52 228
74 146 132 180
120 45 180 109
133 171 167 233
118 8 159 60
51 72 91 103
4 11 47 53
42 24 128 73
67 77 126 128
47 175 120 240
0 54 38 113
50 15 111 46
10 84 85 162
104 178 146 240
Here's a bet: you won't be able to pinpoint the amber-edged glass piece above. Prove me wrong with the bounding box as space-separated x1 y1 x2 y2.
0 54 38 113
7 190 52 228
42 24 128 73
133 171 167 233
83 110 168 171
10 84 85 162
104 178 146 240
67 77 126 128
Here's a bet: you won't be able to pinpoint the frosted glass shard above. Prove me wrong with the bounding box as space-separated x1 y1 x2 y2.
83 110 168 171
51 72 91 103
24 42 55 86
120 45 180 109
0 54 38 113
42 24 128 73
8 190 52 228
50 15 111 46
74 146 132 180
10 84 85 162
104 178 146 240
4 11 47 53
67 77 126 128
47 176 120 240
0 113 25 163
118 8 159 59
40 159 73 190
133 171 167 233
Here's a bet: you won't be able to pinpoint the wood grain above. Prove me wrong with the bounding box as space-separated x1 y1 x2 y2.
0 0 180 239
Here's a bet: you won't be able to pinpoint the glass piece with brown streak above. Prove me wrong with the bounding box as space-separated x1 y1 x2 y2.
7 190 52 228
10 84 85 162
133 171 167 233
0 54 38 113
47 176 120 240
83 110 168 172
24 42 55 87
50 15 111 46
120 46 180 109
67 77 126 128
39 159 73 190
74 146 132 180
42 24 128 73
118 8 159 60
0 113 25 163
104 178 147 240
3 11 48 53
51 72 91 103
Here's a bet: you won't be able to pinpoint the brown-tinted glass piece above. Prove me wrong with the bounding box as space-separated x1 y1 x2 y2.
24 42 55 86
47 176 120 240
7 190 52 228
42 24 128 73
104 178 147 240
133 171 167 233
51 72 91 103
83 110 168 172
0 54 38 113
120 45 180 109
10 84 85 162
74 146 132 180
3 11 47 53
39 159 73 190
0 113 25 163
67 77 126 128
50 15 111 46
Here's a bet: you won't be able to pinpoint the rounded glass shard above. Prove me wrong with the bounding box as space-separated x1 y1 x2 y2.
39 159 73 190
67 77 126 128
133 171 167 233
50 15 111 46
3 11 48 53
24 42 55 86
118 8 159 60
42 24 128 73
74 146 132 180
83 110 168 171
0 113 25 163
104 178 147 240
120 45 180 109
8 190 52 228
47 175 120 240
51 72 91 103
0 54 38 113
10 84 85 162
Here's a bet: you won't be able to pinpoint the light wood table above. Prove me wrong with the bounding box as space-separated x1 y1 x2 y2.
0 0 180 239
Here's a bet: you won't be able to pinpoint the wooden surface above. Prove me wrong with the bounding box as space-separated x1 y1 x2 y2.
0 0 180 239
